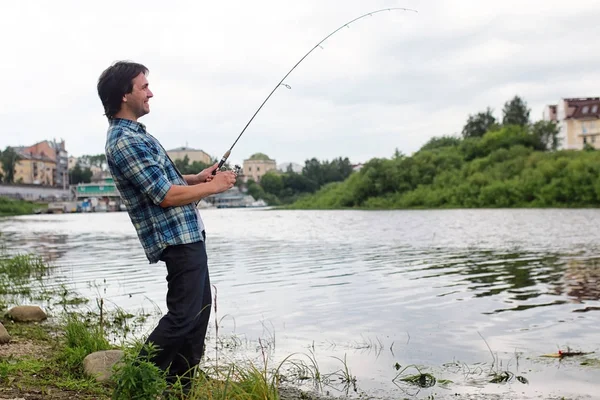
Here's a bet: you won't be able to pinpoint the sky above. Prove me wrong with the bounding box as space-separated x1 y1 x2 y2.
1 0 599 168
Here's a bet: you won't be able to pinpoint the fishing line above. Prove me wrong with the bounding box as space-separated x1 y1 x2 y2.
212 7 418 174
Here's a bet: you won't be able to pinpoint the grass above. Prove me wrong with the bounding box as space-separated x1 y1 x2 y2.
0 318 110 399
0 196 46 217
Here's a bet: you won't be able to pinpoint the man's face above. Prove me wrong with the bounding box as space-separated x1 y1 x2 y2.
123 73 153 118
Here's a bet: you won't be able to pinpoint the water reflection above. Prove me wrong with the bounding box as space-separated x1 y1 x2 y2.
564 258 600 302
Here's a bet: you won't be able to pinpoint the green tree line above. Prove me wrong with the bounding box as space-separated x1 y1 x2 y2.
246 157 354 205
282 96 600 209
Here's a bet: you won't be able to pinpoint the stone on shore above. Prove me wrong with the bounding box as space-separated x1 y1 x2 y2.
83 350 124 382
6 305 47 322
0 322 10 344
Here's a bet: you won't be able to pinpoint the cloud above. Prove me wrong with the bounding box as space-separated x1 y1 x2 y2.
1 0 599 165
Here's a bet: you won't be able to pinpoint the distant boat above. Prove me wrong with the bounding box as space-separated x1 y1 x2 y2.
248 199 268 208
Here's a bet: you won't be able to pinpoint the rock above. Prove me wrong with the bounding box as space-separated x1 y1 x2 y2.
6 305 47 322
83 350 124 382
0 322 10 344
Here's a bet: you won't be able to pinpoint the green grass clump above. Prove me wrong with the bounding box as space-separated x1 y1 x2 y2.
194 363 281 400
56 314 113 374
111 341 167 400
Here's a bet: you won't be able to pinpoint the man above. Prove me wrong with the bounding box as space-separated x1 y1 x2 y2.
97 61 236 389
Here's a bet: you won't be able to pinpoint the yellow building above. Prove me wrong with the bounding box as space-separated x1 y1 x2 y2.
242 153 277 182
167 146 213 165
544 98 600 149
13 154 57 186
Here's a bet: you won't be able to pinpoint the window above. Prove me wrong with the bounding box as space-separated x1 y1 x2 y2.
592 136 597 143
593 105 598 113
583 106 589 114
582 122 587 133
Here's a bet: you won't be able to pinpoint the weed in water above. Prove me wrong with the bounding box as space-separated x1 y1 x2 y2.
331 353 357 392
393 364 437 388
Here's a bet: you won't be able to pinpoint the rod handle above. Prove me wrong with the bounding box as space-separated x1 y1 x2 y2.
212 150 231 175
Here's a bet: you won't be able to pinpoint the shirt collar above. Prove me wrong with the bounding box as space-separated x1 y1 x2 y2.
109 118 147 133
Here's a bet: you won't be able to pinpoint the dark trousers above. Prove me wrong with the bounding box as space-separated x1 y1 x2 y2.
140 237 212 384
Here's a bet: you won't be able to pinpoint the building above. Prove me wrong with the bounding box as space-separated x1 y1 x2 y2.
68 156 78 170
243 153 277 182
167 146 212 165
543 98 600 150
0 140 69 187
12 152 57 186
53 140 69 189
75 173 122 211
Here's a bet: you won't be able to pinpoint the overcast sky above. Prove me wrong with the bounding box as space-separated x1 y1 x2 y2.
1 0 599 167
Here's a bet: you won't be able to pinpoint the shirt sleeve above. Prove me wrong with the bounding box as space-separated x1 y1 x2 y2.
112 135 172 206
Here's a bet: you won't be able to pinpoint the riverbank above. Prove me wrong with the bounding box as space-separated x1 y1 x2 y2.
0 247 346 400
0 313 346 400
0 197 46 217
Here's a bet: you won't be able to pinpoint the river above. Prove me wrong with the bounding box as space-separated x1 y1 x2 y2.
1 208 599 399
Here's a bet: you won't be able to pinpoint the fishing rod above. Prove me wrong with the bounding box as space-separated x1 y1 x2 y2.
212 7 417 175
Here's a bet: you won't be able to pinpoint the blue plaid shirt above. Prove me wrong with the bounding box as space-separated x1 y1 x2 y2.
105 118 203 264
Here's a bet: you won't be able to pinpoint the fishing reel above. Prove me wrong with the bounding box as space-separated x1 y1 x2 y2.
218 164 241 175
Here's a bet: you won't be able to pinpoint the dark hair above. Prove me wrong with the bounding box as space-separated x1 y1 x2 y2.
97 61 148 119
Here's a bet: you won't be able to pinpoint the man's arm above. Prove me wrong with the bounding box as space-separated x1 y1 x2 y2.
112 136 235 208
159 182 216 207
162 172 236 207
183 174 201 185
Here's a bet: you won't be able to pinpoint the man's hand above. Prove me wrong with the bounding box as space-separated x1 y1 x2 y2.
210 171 237 193
195 162 219 183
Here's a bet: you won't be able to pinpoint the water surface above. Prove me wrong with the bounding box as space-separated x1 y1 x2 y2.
1 209 599 399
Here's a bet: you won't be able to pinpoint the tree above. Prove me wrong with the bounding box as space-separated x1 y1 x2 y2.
530 120 561 151
419 135 462 152
70 164 93 184
462 108 497 138
0 147 20 184
302 157 353 187
282 172 318 194
260 172 284 195
78 154 107 169
173 155 211 175
393 148 405 159
502 96 530 127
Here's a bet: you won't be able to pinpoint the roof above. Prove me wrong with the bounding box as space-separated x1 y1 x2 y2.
246 152 273 161
167 146 209 153
15 150 56 163
564 97 600 120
